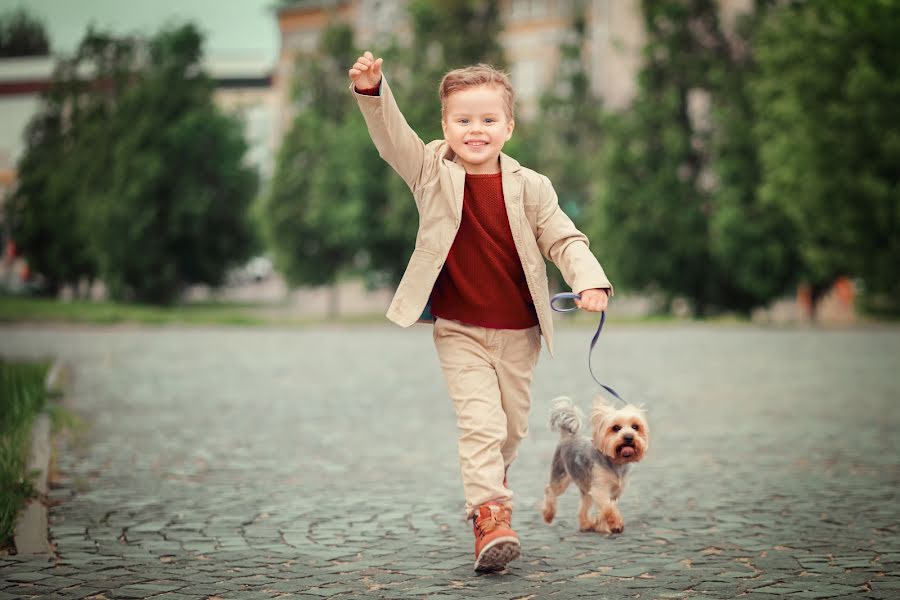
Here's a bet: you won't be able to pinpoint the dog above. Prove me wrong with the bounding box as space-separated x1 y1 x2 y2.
542 396 649 533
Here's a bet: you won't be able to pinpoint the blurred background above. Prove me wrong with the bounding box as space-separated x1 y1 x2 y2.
0 0 897 325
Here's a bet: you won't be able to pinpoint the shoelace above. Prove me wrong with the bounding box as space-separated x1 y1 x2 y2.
474 506 511 537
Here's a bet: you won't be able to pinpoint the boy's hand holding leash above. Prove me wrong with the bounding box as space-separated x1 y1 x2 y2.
574 287 609 312
349 51 383 89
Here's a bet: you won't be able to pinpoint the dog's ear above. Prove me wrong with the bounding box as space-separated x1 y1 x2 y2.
590 402 611 447
590 400 612 425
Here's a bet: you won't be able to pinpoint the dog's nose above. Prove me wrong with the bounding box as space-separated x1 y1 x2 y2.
623 434 634 443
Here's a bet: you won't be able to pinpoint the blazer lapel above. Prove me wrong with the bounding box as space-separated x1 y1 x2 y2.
444 144 466 223
500 152 524 236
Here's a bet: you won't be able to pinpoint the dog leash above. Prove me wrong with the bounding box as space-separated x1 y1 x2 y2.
550 292 626 405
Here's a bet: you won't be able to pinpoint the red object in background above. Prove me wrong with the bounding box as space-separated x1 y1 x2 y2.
833 276 855 306
797 283 812 317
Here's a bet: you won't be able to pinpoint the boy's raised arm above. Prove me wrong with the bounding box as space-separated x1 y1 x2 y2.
349 52 432 192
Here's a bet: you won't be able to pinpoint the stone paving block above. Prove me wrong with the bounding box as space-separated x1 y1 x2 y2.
869 579 900 590
790 589 864 599
302 587 356 597
171 584 225 596
54 586 112 600
213 592 284 600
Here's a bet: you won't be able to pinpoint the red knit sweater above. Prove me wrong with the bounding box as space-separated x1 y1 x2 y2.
431 173 538 329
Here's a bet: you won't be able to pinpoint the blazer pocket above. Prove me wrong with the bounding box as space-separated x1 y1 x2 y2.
394 247 441 305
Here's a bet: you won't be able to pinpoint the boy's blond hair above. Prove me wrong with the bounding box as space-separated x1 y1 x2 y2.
439 64 515 122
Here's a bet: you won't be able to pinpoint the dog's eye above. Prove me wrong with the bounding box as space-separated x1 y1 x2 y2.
632 424 640 431
612 425 621 432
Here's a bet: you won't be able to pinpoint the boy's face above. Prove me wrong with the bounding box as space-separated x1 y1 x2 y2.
441 84 514 175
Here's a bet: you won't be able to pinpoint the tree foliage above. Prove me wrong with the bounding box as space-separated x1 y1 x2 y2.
530 5 604 289
260 22 382 293
751 0 900 308
6 30 136 295
6 24 258 304
596 0 719 315
595 0 800 316
706 0 801 313
0 8 50 57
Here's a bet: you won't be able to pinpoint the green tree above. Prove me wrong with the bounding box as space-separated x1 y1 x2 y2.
531 4 603 289
751 0 900 314
0 8 50 57
8 24 258 304
595 0 799 316
706 0 800 314
596 0 718 315
5 29 136 295
260 22 381 311
90 25 258 303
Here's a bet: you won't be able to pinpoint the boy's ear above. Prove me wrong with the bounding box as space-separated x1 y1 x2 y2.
506 119 515 141
441 118 449 139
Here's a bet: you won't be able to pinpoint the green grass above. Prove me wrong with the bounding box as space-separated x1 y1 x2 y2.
0 295 398 327
0 296 269 326
0 361 49 550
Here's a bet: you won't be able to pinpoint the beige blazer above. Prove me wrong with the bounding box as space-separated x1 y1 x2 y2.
352 77 612 356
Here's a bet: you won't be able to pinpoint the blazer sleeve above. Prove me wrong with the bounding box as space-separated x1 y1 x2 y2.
535 176 614 296
351 76 438 192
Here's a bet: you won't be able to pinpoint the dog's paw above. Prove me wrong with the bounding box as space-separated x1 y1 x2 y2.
578 516 599 532
604 511 624 534
542 504 555 523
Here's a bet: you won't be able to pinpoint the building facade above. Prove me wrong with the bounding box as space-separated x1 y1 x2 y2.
274 0 753 143
273 0 645 134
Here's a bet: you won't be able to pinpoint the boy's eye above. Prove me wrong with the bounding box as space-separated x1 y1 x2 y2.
458 119 469 124
485 118 495 123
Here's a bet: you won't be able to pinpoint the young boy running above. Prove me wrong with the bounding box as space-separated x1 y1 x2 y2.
349 51 612 572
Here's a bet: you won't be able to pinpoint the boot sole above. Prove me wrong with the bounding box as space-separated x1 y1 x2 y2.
474 536 520 573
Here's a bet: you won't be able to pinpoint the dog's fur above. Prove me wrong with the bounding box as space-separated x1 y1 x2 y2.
542 396 649 533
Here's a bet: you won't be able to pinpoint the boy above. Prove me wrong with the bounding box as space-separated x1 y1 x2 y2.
349 51 612 572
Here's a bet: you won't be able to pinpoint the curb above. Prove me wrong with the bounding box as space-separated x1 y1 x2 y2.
12 357 67 557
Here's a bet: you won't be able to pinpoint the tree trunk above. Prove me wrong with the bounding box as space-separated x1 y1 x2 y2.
327 281 339 320
808 281 830 323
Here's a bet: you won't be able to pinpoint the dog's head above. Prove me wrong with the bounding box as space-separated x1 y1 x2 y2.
590 400 649 465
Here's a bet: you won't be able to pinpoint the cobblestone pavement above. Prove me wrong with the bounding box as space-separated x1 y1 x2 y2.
1 323 898 599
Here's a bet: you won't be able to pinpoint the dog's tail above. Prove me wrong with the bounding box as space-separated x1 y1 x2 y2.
549 396 583 436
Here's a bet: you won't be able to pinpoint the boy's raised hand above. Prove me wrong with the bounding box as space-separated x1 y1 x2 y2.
349 51 383 89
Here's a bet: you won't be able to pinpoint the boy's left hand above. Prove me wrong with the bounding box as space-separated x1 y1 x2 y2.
575 288 610 312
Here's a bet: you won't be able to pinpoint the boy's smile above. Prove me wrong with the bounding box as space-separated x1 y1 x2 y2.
442 84 515 174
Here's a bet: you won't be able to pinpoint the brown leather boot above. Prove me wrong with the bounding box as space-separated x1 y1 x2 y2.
472 502 520 572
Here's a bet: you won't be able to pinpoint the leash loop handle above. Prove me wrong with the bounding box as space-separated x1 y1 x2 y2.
550 292 581 313
550 292 626 405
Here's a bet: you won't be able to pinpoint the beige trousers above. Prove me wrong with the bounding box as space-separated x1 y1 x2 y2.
432 317 542 519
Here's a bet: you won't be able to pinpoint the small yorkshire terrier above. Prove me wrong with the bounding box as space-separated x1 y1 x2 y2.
542 396 649 533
